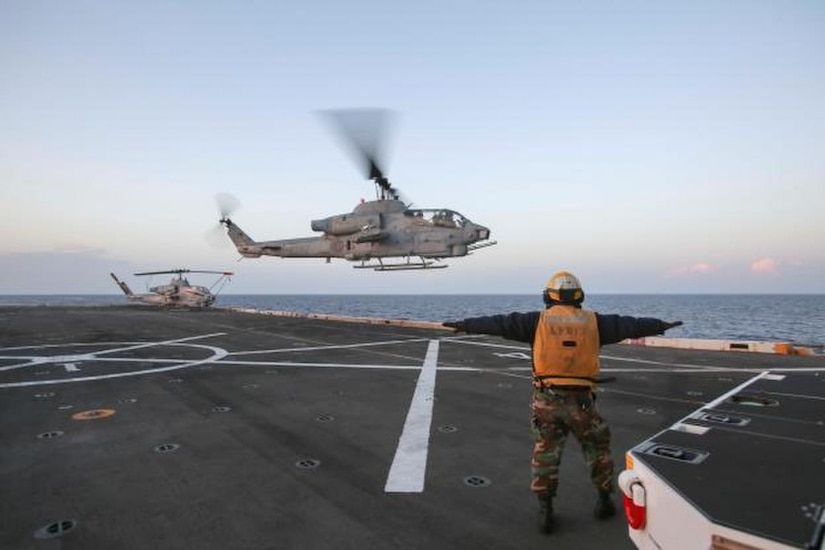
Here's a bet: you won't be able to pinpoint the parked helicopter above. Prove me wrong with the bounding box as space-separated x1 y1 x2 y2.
110 269 233 308
216 109 496 271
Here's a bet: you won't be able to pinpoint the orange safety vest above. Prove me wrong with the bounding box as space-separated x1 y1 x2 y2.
532 305 600 388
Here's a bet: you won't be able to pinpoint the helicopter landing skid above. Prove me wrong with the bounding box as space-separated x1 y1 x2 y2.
353 257 448 271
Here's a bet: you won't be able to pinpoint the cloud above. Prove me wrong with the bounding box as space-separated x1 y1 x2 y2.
54 244 107 255
751 257 779 274
670 262 714 276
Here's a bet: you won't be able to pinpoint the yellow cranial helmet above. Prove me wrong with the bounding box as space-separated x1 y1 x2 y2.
544 270 585 305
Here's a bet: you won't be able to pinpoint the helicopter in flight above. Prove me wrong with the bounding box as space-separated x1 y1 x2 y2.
216 109 496 271
110 269 233 308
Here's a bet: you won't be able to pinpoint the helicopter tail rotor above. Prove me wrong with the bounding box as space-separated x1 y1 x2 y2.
216 192 240 223
207 193 241 248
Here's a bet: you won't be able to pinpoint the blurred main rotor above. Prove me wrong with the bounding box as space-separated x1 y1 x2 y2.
319 109 406 203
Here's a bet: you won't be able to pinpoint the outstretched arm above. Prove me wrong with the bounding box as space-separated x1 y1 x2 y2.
443 311 541 344
597 315 683 346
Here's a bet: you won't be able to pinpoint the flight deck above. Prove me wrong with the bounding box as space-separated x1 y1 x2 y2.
1 306 822 550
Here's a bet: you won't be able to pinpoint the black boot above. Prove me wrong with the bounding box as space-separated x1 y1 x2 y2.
594 490 616 520
537 494 554 533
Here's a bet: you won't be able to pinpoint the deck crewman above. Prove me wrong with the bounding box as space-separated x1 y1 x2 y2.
443 270 683 534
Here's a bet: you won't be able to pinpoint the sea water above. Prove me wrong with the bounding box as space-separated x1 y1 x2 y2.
1 294 822 346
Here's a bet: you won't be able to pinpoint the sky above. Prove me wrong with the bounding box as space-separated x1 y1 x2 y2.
1 0 823 294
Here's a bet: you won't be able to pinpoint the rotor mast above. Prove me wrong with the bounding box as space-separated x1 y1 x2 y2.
369 160 399 201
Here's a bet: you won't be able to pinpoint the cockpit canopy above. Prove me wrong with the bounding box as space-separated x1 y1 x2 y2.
404 208 468 228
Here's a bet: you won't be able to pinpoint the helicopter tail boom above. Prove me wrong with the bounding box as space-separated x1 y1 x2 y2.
220 218 263 258
110 273 134 296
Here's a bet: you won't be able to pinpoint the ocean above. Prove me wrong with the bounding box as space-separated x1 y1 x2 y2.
1 294 823 347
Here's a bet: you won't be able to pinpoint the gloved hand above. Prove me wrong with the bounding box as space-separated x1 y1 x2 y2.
661 320 683 332
442 321 466 332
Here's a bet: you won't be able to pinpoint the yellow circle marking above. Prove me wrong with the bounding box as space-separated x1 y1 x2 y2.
71 409 116 421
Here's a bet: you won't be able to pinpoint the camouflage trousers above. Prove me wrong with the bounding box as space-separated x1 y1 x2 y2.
529 387 614 497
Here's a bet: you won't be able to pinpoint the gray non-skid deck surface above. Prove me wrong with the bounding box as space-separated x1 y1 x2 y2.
1 306 822 550
634 371 825 548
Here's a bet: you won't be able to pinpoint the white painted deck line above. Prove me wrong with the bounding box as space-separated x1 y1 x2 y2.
384 339 439 493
